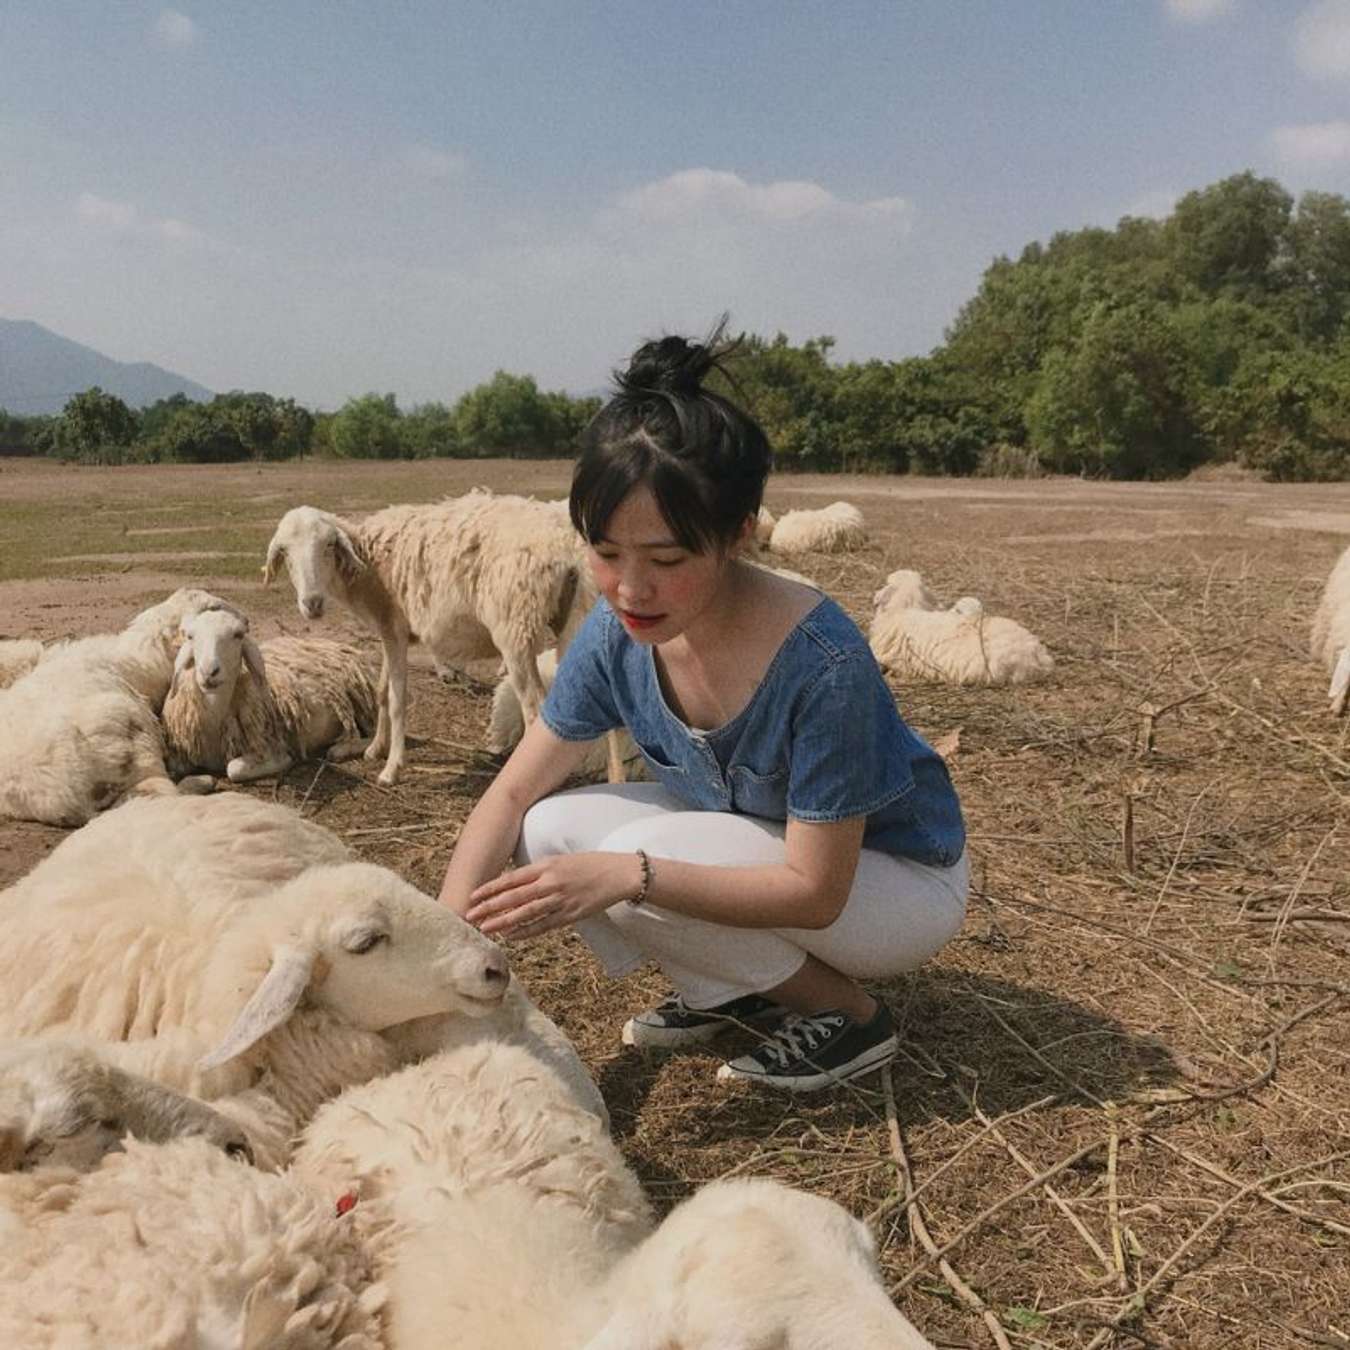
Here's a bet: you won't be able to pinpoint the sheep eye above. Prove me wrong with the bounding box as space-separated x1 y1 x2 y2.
344 930 389 955
225 1139 254 1163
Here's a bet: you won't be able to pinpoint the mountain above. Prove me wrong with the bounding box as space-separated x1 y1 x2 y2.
0 318 214 415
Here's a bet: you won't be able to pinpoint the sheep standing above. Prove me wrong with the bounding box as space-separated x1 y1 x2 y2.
1311 543 1350 714
870 570 1053 686
0 793 511 1166
163 608 377 782
769 500 867 556
263 491 601 784
0 587 233 824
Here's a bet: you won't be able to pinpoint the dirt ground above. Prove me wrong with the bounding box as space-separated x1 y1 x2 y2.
2 457 1348 1348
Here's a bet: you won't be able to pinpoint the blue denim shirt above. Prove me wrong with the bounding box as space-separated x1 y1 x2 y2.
541 595 966 867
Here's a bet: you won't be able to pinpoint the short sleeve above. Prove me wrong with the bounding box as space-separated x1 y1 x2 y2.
540 601 624 741
786 652 915 822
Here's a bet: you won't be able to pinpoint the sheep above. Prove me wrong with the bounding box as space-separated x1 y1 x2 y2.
263 491 600 784
162 607 378 783
769 500 867 556
0 638 43 689
0 793 511 1166
585 1178 934 1350
1311 543 1350 714
487 647 645 779
0 1037 253 1173
0 1137 388 1349
0 587 234 824
293 1041 932 1349
292 1039 653 1350
870 572 1054 687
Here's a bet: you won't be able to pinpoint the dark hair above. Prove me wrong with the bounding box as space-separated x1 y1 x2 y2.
569 317 772 554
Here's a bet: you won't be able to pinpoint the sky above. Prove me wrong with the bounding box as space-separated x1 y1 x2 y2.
3 0 1350 411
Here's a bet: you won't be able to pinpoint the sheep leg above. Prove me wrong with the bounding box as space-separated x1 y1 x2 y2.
604 731 627 784
372 624 409 785
175 774 216 795
366 647 392 760
324 737 371 763
225 753 295 783
1330 648 1350 716
501 649 548 737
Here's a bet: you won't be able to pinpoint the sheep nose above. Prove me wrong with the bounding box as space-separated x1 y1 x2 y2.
301 596 324 619
481 948 510 989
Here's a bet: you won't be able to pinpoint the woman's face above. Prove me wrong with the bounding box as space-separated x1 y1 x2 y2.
586 487 744 646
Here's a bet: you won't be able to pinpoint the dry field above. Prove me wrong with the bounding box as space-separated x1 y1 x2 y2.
2 456 1348 1349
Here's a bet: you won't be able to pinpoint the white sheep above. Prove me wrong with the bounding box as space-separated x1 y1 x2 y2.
0 1136 387 1349
1311 543 1350 714
162 608 377 782
0 793 511 1166
586 1177 934 1350
0 1037 253 1173
263 491 600 783
292 1039 654 1350
870 572 1054 686
0 587 234 824
0 639 43 690
294 1041 932 1349
769 500 867 556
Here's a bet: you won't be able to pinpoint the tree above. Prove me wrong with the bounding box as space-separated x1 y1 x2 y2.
452 372 573 455
1284 190 1350 342
50 388 139 464
331 393 404 460
1166 172 1292 299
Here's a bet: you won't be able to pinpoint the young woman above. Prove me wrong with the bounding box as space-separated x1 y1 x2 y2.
438 326 967 1092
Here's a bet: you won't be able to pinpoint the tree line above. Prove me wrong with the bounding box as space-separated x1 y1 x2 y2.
5 171 1349 480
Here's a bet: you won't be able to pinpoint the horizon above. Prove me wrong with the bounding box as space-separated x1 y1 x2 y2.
4 1 1350 410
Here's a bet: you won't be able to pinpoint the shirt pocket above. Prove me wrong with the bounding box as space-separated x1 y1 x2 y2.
728 763 789 820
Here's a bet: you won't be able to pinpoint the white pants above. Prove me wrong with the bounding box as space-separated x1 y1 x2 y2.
516 783 968 1010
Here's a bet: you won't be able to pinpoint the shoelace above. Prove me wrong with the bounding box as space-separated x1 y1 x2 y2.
757 1012 846 1068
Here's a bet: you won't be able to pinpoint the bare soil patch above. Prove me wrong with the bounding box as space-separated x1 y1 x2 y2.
2 458 1349 1348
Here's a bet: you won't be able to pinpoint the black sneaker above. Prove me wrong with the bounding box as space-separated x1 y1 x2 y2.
716 1004 897 1091
621 992 788 1050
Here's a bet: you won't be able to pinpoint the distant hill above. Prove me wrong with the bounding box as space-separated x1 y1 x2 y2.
0 318 214 415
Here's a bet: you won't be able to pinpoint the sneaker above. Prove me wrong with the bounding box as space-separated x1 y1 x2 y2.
621 992 788 1050
716 1004 897 1092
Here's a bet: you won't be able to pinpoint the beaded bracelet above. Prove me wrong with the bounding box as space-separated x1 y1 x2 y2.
627 848 653 908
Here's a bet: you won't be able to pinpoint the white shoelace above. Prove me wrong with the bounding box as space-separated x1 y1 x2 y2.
757 1012 847 1068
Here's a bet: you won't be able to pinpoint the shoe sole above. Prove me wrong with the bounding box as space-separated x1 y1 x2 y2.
715 1036 898 1092
621 1005 788 1051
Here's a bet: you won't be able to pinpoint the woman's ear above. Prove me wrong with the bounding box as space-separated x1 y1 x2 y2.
728 512 756 558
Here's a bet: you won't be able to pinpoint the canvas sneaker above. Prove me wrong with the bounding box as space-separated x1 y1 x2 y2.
716 1003 897 1092
621 992 788 1050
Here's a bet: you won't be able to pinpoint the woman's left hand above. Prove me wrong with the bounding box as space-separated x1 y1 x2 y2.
465 852 641 939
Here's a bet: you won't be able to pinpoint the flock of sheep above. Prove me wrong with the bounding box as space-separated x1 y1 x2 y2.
3 482 1348 1348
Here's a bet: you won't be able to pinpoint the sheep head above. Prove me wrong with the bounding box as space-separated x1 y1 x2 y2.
873 569 936 614
263 506 365 620
198 862 510 1072
131 588 243 636
174 608 267 710
0 1040 253 1173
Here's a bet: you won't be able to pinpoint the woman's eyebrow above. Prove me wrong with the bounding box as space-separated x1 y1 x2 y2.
595 535 682 549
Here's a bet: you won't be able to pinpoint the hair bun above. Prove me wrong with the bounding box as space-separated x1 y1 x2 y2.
615 315 734 398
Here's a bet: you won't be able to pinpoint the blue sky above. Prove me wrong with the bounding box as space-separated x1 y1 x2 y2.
3 0 1350 410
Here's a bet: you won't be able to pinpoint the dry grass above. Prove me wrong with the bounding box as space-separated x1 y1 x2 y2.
2 459 1348 1348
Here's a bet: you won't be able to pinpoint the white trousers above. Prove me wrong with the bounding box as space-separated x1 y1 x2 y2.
516 783 968 1010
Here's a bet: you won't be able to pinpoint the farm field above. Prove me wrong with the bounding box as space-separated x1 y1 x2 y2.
2 455 1348 1348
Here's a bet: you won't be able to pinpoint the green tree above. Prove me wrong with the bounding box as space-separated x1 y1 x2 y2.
331 393 404 459
401 402 458 458
1166 172 1292 299
1284 190 1350 342
50 388 139 464
452 372 578 455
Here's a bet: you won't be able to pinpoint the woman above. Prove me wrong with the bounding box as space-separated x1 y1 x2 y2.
438 324 967 1092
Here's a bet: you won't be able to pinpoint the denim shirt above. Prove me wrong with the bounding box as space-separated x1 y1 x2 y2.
541 595 966 867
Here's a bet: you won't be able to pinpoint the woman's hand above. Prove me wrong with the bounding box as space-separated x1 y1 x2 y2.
465 851 642 939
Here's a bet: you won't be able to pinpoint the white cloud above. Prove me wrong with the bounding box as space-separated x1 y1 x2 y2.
1123 188 1179 220
1293 0 1350 76
76 192 207 247
396 145 468 180
1271 119 1350 163
616 168 913 228
150 9 199 48
1165 0 1235 22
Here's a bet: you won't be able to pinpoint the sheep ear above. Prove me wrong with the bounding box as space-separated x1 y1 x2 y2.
335 530 364 582
173 640 195 682
261 539 282 587
196 945 316 1071
242 636 268 684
